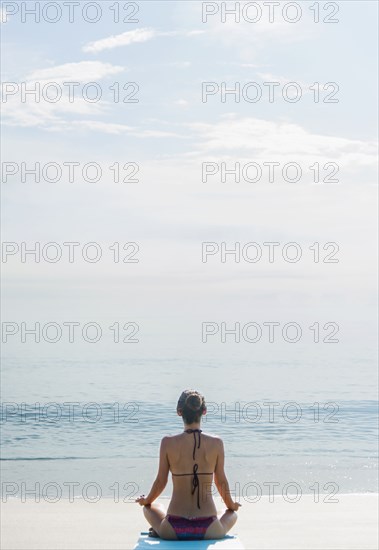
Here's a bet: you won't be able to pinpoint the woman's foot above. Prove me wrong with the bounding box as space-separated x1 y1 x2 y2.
148 527 159 538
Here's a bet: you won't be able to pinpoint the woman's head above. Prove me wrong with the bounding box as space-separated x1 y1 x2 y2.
177 389 206 425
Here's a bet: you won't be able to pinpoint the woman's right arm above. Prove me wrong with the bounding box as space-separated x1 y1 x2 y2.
214 438 241 511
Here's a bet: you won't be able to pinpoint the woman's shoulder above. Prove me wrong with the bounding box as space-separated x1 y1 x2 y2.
201 431 223 443
160 432 182 443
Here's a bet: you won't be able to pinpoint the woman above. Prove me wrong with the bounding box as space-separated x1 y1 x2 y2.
136 389 241 540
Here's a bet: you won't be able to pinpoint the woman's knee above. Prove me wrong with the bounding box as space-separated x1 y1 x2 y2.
220 510 238 532
143 503 166 524
227 510 238 525
142 506 148 519
230 511 238 526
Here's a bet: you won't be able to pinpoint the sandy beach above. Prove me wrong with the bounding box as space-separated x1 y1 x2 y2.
1 494 378 550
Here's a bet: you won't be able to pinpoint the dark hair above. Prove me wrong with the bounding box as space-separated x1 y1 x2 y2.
177 389 206 424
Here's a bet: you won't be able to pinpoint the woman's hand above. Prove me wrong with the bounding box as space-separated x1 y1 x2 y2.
135 495 151 506
227 501 242 512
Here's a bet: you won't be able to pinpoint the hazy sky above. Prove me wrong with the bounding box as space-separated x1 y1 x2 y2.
1 1 378 357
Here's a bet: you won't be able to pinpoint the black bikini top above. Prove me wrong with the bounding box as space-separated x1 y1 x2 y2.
171 429 213 509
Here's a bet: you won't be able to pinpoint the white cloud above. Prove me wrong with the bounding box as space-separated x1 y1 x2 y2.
175 99 190 108
1 106 189 136
2 98 108 129
69 123 186 137
82 28 157 53
183 1 318 62
26 61 125 83
2 61 125 129
82 27 205 53
134 129 186 139
61 120 135 134
187 114 378 167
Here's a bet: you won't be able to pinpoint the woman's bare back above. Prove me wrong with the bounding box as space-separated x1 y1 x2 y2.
165 430 220 517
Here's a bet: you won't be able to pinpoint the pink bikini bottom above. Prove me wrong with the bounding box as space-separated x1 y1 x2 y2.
166 514 217 540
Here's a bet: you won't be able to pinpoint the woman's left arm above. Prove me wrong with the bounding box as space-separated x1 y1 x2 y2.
136 437 170 506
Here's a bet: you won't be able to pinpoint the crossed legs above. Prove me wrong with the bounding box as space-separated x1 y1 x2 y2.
142 504 238 540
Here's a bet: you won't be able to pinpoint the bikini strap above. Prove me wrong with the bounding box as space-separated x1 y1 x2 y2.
185 429 202 460
190 463 200 509
184 429 202 509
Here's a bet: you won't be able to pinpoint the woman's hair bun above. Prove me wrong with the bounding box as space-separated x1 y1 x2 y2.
184 393 202 411
177 389 206 424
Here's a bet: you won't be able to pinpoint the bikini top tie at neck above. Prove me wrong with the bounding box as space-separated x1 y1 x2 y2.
185 428 202 460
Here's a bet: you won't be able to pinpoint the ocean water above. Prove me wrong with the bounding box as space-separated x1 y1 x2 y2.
1 345 378 501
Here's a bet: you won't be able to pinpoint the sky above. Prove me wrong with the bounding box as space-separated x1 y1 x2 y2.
1 1 378 360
